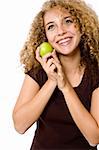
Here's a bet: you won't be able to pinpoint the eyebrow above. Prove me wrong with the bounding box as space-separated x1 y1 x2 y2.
45 21 54 27
64 16 72 20
45 16 72 27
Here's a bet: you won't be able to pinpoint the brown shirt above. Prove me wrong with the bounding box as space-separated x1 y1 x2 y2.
27 66 99 150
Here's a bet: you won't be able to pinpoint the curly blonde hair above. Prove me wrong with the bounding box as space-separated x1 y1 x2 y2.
20 0 99 73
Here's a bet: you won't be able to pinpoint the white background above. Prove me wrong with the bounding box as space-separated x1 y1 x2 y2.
0 0 99 149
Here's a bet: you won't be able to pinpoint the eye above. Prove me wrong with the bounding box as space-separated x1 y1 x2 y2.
47 24 55 31
64 18 73 25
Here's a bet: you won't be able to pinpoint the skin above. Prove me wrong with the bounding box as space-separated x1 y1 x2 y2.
12 6 99 146
44 6 81 57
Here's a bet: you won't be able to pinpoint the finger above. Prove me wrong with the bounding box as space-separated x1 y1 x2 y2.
47 58 54 68
50 63 57 72
57 72 63 79
50 64 58 77
52 49 60 64
53 59 62 73
36 47 42 64
42 52 53 63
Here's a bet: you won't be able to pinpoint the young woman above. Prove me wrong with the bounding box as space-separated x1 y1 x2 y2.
13 0 99 149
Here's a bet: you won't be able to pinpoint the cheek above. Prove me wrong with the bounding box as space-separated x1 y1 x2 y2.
75 26 81 36
77 30 81 40
73 26 81 40
46 32 55 43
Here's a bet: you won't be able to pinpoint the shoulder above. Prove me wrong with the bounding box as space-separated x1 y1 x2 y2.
87 64 99 91
26 66 47 87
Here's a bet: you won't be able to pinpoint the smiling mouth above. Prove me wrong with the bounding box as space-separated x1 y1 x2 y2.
57 37 72 46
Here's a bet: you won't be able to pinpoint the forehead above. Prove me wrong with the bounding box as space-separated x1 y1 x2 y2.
44 6 71 23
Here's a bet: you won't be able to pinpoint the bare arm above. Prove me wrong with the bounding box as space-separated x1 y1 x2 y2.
13 48 58 134
13 75 56 134
52 54 99 146
61 85 99 146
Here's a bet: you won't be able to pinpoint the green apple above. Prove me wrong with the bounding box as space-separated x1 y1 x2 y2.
39 42 53 57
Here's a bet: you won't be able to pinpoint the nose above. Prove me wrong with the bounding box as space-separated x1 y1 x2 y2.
57 25 66 36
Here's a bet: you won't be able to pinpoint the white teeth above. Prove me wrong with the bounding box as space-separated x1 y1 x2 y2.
58 38 71 44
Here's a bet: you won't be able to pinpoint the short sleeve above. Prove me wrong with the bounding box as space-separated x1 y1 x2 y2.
92 67 99 91
26 67 48 87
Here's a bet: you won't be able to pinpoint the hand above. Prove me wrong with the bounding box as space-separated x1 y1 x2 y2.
52 58 67 91
50 50 68 91
36 47 69 90
36 47 57 83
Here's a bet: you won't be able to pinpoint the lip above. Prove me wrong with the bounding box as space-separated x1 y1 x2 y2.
56 37 72 46
56 35 73 43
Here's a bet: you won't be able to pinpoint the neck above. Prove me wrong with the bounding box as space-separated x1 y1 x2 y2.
59 49 82 74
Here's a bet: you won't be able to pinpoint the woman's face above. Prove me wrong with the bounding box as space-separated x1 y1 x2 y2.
44 6 81 56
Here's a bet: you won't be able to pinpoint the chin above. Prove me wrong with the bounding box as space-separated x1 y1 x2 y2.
57 48 74 56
